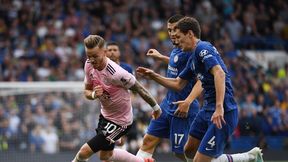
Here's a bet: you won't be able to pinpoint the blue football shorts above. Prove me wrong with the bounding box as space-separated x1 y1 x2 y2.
147 109 197 153
189 109 238 157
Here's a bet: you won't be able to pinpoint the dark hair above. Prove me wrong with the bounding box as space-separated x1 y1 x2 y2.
84 35 105 49
167 14 185 23
106 41 119 47
176 17 201 38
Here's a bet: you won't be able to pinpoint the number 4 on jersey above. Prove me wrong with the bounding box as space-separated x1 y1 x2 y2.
208 136 216 148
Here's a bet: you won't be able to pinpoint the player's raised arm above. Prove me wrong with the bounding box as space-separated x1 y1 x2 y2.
146 49 170 64
136 67 188 91
129 81 162 119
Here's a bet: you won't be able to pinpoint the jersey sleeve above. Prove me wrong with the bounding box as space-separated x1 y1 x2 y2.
112 64 136 89
84 60 92 85
196 45 219 72
179 56 194 80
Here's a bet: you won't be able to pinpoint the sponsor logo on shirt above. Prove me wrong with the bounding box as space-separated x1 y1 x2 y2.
120 77 131 86
197 73 204 80
168 65 178 76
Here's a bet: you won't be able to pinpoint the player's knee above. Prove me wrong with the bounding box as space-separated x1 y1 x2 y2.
141 135 157 150
115 138 125 146
78 144 93 159
184 143 197 157
142 136 151 147
193 157 198 162
99 151 113 160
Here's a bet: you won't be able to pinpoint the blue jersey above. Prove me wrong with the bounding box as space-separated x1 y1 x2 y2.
161 48 199 116
179 41 237 112
120 62 133 74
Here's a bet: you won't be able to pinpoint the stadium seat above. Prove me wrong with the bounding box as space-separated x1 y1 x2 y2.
230 136 258 150
265 136 285 150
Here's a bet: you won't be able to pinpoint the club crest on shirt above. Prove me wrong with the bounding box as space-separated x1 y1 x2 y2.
174 55 178 63
90 73 96 80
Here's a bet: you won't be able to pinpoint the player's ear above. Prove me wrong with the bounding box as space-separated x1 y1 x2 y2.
188 30 194 38
103 48 107 56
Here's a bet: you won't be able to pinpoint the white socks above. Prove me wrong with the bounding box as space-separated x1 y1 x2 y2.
136 149 153 158
211 153 251 162
108 148 144 162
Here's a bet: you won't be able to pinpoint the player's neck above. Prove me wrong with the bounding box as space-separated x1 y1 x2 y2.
98 57 108 71
192 38 200 49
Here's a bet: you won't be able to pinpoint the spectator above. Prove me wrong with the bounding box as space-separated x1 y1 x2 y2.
40 126 59 154
29 125 44 153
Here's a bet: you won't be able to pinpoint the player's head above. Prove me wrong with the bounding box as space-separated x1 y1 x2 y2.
175 17 201 51
84 35 107 70
106 42 121 63
167 14 185 46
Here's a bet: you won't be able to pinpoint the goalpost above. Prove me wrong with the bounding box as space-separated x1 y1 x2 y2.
0 81 84 96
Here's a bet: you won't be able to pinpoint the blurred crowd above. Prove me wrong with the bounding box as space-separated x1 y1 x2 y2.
0 0 288 154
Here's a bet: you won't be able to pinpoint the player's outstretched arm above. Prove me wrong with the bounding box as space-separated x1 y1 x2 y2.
183 80 203 104
136 67 187 91
129 80 162 119
147 49 169 64
173 80 203 118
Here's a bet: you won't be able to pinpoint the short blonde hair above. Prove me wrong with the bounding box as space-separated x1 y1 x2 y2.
84 35 105 49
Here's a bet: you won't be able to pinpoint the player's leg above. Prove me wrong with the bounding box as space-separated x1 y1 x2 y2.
211 109 264 162
101 137 127 162
170 113 197 161
137 134 161 157
193 149 264 162
96 135 155 162
104 148 155 162
194 110 235 162
115 136 126 148
184 110 207 162
184 135 201 161
194 109 263 162
137 110 169 158
72 143 94 162
98 115 155 162
211 147 263 162
82 129 153 162
72 133 108 162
